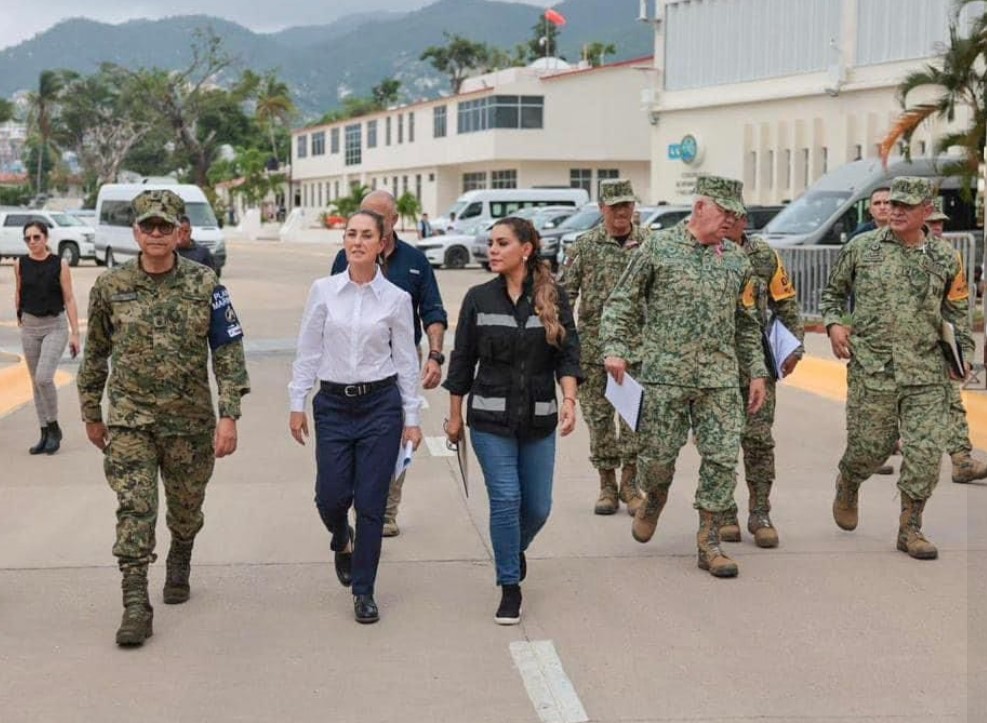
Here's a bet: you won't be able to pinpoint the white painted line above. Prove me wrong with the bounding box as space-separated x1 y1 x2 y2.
424 436 456 457
509 640 589 723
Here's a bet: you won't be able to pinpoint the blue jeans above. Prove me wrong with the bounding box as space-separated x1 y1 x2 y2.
471 430 556 586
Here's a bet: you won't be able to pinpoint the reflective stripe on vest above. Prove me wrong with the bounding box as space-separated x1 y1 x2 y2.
472 395 507 412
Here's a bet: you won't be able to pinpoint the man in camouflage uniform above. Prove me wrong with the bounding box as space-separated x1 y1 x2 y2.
601 175 768 578
821 177 972 560
78 190 250 646
925 199 987 484
719 212 804 548
561 178 645 516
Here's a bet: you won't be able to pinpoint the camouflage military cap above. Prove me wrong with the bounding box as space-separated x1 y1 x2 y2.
927 197 950 222
133 189 185 225
889 176 932 206
599 179 636 206
695 175 746 216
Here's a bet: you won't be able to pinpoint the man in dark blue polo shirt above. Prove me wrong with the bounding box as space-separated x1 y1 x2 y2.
331 190 448 537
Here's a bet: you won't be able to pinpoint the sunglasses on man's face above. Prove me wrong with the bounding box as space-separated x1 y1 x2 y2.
138 220 176 235
23 234 45 242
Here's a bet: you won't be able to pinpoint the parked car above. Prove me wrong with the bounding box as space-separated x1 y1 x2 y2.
0 208 96 266
541 204 603 271
415 226 479 269
472 206 577 270
433 188 589 234
744 205 784 233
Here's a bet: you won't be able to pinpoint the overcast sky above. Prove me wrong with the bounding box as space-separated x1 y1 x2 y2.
0 0 554 50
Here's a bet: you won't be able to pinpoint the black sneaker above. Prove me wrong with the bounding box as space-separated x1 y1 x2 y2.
494 584 522 625
519 552 527 582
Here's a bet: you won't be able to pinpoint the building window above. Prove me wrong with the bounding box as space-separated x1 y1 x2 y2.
428 173 435 182
371 177 377 190
312 131 325 156
334 181 339 198
783 150 791 189
596 168 619 197
397 114 404 144
748 151 757 190
386 117 392 146
570 168 592 193
765 150 774 189
330 128 340 154
345 123 362 166
462 172 487 192
402 176 409 196
296 135 308 159
317 183 323 207
854 144 863 160
367 120 378 149
392 176 398 193
491 169 517 189
408 112 415 143
415 174 422 201
433 106 447 138
802 148 810 188
457 95 545 134
918 140 927 156
821 146 829 174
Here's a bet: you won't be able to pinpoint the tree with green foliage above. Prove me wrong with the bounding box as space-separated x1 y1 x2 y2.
26 69 77 193
372 78 401 109
254 71 295 166
328 183 370 217
208 147 285 208
880 0 986 186
395 191 422 231
0 98 14 123
584 41 617 67
420 33 491 94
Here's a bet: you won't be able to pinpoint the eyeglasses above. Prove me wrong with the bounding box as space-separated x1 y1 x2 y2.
138 220 176 235
23 234 45 242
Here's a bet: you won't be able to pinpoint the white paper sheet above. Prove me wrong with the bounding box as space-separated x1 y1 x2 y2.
394 440 414 478
604 372 644 432
768 318 802 379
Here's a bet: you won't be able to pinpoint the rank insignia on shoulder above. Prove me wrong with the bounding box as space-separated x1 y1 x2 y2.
209 285 244 350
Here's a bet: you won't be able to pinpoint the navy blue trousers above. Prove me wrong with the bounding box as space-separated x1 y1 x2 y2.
313 384 403 596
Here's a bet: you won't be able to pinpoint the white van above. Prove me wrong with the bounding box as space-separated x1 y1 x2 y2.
436 188 590 233
95 183 226 271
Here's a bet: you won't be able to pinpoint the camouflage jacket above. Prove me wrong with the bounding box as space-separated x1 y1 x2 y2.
560 224 648 365
820 227 973 386
600 220 768 387
78 254 250 433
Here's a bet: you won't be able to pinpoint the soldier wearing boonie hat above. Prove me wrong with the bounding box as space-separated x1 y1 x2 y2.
78 185 250 647
561 178 646 517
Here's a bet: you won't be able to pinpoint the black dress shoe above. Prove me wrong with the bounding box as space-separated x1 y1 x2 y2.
353 594 379 624
334 525 355 588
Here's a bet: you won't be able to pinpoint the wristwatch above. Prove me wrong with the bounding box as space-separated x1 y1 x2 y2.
428 350 445 365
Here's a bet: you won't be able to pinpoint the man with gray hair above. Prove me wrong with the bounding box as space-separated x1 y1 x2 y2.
330 190 448 537
821 176 973 560
601 175 767 579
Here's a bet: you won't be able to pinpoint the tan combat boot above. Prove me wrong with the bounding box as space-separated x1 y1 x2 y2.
747 481 778 548
951 452 987 484
617 465 644 516
897 494 938 560
594 469 619 515
832 473 860 531
696 510 738 578
719 511 741 543
163 538 194 604
117 567 154 647
631 486 668 543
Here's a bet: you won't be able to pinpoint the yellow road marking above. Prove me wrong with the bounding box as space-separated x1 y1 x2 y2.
783 354 987 452
0 362 74 419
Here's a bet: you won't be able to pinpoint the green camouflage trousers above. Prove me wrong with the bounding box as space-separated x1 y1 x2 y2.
104 428 215 570
579 364 640 470
947 381 971 456
839 366 948 501
637 384 742 512
725 378 777 514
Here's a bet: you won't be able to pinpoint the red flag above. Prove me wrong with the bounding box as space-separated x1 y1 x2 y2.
545 9 566 26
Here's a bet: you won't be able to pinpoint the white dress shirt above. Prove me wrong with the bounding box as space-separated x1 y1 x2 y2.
289 267 421 425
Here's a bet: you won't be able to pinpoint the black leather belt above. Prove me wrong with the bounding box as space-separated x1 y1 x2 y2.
320 375 397 398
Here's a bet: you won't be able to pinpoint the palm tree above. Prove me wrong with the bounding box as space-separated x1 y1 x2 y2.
879 0 986 182
26 70 74 193
255 72 295 166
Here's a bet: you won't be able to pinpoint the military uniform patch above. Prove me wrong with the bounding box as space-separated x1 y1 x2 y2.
947 265 969 302
741 278 757 308
209 285 244 350
768 251 796 301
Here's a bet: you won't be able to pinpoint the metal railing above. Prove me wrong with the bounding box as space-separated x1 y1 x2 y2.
777 232 979 328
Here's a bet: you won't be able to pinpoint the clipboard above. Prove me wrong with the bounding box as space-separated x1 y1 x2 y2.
940 320 965 378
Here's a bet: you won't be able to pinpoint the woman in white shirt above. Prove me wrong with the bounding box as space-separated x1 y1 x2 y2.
289 209 422 624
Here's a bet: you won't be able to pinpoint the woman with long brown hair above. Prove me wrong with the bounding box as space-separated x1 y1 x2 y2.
14 220 80 455
444 216 582 624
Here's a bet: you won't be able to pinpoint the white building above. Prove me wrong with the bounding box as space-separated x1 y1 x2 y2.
642 0 983 205
290 57 655 218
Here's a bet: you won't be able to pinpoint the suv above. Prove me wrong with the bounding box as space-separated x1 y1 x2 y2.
744 205 783 233
472 207 578 270
0 208 97 265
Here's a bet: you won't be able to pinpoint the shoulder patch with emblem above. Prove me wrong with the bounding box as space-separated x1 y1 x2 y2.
768 251 797 301
947 260 970 302
209 285 244 350
741 278 757 308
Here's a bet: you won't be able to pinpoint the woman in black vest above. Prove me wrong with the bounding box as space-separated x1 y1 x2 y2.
14 221 81 454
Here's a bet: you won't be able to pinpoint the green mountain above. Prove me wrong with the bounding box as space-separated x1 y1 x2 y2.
0 0 653 118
